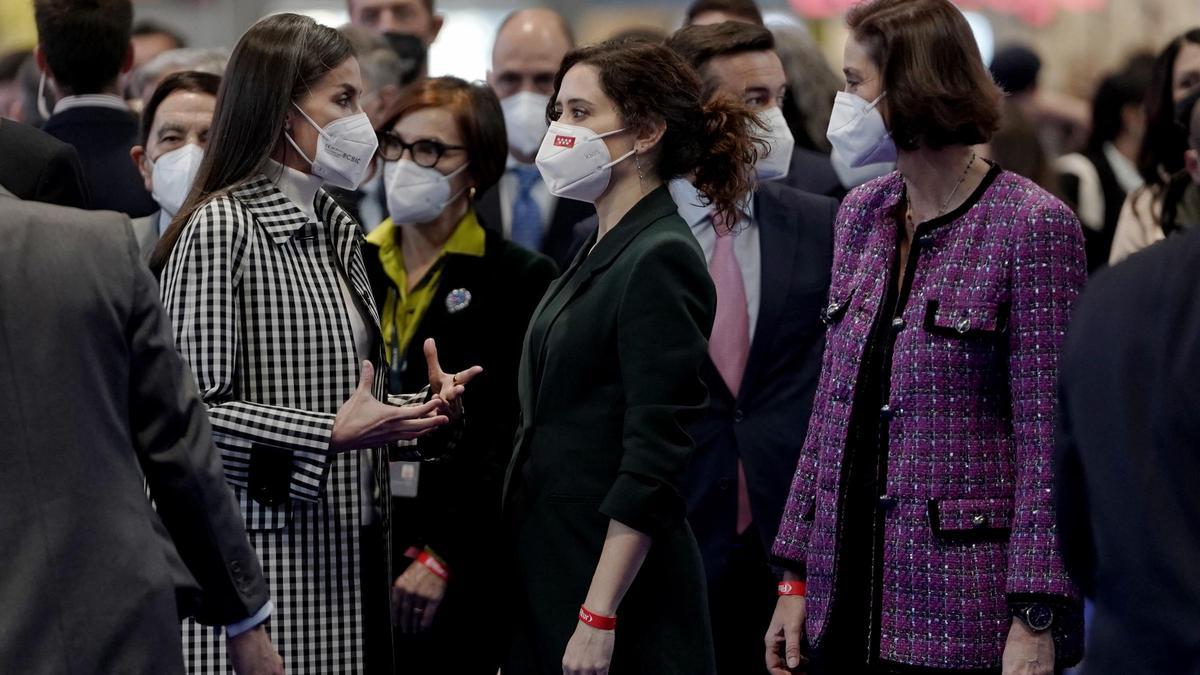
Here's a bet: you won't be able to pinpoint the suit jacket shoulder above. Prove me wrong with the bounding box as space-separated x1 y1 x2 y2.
0 118 90 208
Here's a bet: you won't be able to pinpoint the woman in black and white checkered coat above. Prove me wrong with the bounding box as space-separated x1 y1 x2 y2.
151 14 479 674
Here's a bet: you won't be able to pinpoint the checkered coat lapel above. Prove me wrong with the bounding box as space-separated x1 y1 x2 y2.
160 174 394 674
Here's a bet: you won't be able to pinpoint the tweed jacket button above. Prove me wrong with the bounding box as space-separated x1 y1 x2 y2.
891 317 906 332
878 495 897 510
956 317 971 334
971 514 988 527
880 404 894 420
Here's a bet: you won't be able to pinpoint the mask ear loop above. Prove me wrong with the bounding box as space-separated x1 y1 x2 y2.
37 71 51 121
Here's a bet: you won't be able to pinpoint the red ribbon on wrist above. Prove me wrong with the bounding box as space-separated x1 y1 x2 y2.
778 580 806 597
416 550 449 582
578 605 617 630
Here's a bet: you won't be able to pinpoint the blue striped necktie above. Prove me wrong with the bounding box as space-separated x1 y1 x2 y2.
511 165 544 251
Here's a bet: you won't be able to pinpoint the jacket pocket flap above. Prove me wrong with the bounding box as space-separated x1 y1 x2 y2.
924 299 1010 336
820 286 856 325
929 497 1014 535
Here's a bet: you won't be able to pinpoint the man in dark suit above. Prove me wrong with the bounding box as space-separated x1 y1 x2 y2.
665 22 839 674
479 8 594 269
0 187 281 674
1054 96 1200 675
34 0 157 216
0 117 89 208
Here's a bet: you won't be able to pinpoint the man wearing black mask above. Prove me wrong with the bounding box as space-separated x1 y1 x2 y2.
349 0 440 80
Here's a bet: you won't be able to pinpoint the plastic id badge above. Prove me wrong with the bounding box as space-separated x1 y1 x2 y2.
390 460 421 498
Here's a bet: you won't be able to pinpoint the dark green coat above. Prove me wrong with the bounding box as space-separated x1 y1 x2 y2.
503 186 718 674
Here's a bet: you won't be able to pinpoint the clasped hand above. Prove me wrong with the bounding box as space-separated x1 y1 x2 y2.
330 338 482 453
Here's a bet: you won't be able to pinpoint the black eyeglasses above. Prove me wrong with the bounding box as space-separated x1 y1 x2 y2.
377 131 466 167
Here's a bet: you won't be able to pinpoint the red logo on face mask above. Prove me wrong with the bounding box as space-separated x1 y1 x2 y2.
553 135 576 148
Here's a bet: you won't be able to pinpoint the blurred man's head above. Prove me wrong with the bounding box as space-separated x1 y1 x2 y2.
131 20 186 70
0 50 29 120
339 25 407 127
34 0 134 97
348 0 442 47
668 21 793 180
684 0 763 27
130 71 219 217
487 8 574 163
130 47 227 112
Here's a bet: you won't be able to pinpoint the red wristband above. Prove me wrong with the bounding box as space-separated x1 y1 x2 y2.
578 605 617 630
778 580 806 597
416 550 449 582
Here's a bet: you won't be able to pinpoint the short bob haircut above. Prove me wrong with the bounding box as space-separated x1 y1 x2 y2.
847 0 1002 151
376 76 507 195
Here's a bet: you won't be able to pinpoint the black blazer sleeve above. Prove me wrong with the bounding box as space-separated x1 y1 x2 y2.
125 224 268 626
1054 374 1095 598
599 233 716 536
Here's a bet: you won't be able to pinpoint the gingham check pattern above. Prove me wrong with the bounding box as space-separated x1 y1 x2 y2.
161 175 405 674
773 169 1085 668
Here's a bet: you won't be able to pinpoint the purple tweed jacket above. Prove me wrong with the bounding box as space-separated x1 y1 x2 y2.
772 168 1085 669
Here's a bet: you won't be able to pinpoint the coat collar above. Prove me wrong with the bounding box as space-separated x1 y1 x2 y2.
230 173 358 247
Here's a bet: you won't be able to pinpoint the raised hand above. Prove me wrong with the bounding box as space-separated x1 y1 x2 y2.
331 361 449 452
423 338 482 420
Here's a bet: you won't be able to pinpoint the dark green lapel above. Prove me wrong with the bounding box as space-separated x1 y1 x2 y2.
521 185 678 420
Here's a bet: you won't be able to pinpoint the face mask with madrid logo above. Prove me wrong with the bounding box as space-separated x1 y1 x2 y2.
535 121 635 203
150 143 204 217
285 103 379 190
754 106 795 182
383 158 470 225
826 90 898 168
502 91 551 159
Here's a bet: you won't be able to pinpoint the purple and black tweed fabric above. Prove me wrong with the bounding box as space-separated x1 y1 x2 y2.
772 169 1085 669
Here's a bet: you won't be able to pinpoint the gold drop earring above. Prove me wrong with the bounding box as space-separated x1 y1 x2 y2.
635 151 646 195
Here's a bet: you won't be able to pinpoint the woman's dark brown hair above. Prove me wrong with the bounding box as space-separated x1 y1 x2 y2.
376 76 507 195
1137 28 1200 186
149 13 353 273
549 39 761 224
846 0 1002 152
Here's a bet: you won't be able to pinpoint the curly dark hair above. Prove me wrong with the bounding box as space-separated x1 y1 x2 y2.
549 39 762 224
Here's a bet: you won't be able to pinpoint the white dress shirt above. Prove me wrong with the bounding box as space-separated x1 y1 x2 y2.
498 156 556 238
52 93 130 116
669 178 761 344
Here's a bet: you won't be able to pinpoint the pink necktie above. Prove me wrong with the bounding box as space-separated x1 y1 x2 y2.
707 214 753 534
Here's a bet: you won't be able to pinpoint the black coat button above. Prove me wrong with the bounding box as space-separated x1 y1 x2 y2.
733 409 745 423
718 478 734 491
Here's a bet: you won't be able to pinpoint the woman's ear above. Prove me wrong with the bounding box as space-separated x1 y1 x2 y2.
634 118 667 155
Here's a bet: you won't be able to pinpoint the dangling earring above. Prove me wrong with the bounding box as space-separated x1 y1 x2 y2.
635 152 646 194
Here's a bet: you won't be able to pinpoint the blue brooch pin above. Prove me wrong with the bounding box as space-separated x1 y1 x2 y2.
445 288 472 314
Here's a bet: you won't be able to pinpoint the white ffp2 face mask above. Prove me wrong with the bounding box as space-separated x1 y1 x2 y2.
534 121 634 204
286 103 379 191
754 106 795 182
826 91 897 168
502 91 551 159
150 143 204 217
384 159 470 225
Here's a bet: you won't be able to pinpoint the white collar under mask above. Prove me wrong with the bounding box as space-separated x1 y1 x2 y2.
285 103 379 191
534 121 635 204
384 158 470 225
